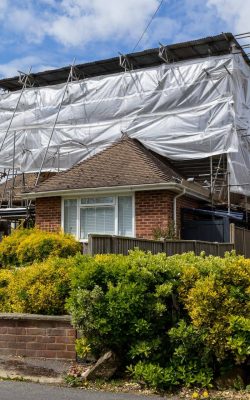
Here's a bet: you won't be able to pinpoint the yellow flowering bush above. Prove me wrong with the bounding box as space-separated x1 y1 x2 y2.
0 269 14 312
0 257 76 315
0 228 31 267
0 228 81 267
180 255 250 361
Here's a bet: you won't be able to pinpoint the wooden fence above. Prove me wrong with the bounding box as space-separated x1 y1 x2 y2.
88 234 233 257
230 224 250 258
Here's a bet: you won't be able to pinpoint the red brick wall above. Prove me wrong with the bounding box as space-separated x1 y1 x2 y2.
35 191 200 240
0 314 76 360
135 190 200 239
35 197 61 232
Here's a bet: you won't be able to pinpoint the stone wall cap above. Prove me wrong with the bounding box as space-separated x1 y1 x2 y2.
0 313 71 322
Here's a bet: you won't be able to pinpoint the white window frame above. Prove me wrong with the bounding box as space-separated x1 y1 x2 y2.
61 193 135 242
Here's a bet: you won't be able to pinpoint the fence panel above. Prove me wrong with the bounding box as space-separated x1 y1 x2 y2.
115 237 164 255
195 241 218 256
232 225 250 258
164 240 195 256
88 235 233 257
234 227 245 255
244 229 250 258
218 243 233 257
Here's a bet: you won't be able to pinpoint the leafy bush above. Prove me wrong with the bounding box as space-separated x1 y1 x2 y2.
0 257 76 315
0 246 249 390
0 269 14 312
179 254 250 363
0 228 81 267
67 250 250 390
127 360 213 391
0 229 31 267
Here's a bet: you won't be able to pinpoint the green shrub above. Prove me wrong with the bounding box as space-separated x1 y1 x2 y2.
0 228 82 267
0 246 249 390
67 251 179 360
0 257 76 315
67 250 250 390
127 360 213 391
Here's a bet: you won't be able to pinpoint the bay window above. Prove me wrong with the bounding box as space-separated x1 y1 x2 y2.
63 195 134 240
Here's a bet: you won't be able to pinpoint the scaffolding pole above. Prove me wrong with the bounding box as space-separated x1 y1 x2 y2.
0 67 32 153
0 68 34 210
34 59 77 187
10 131 16 208
210 156 213 206
227 155 231 214
245 196 248 223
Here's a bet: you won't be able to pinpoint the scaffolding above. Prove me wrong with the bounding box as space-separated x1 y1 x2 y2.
0 33 249 224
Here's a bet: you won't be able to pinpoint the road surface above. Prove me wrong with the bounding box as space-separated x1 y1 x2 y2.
0 381 164 400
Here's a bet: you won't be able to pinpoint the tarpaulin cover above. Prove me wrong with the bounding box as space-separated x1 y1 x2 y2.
0 53 249 195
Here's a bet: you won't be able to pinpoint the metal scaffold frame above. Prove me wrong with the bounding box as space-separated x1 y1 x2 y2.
0 33 249 225
34 59 80 187
0 60 83 216
0 68 35 210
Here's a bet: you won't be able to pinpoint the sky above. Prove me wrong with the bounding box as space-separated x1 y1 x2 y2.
0 0 249 78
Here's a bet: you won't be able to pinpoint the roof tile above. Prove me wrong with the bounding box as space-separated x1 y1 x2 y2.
28 137 183 194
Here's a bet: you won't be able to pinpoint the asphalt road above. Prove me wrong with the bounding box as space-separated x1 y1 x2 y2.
0 381 163 400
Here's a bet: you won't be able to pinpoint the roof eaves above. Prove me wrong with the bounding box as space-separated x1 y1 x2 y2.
22 181 210 201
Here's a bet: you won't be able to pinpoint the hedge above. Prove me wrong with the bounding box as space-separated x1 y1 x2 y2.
0 228 82 267
0 239 249 390
0 256 77 315
66 250 250 390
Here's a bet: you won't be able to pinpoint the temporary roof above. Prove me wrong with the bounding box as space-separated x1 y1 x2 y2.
0 33 246 92
0 33 250 197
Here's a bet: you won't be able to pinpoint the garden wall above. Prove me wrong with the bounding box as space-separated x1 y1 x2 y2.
0 313 76 361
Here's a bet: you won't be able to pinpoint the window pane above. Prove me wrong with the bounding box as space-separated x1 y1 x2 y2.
64 199 77 236
80 207 115 239
81 197 114 205
118 196 133 237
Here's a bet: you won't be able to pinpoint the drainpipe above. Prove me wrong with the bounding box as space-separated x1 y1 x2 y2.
173 188 186 236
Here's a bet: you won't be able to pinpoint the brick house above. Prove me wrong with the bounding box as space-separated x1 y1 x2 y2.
24 137 210 241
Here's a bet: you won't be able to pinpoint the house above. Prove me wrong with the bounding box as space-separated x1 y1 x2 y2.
23 137 209 241
0 33 249 242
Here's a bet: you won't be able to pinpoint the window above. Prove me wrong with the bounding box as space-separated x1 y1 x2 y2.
63 195 133 240
80 207 115 239
64 199 77 236
118 196 133 236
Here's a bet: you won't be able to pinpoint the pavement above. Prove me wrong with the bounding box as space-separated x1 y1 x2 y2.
0 356 165 400
0 355 70 384
0 381 162 400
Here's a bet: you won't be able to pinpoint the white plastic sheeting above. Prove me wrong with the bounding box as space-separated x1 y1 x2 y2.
0 53 249 195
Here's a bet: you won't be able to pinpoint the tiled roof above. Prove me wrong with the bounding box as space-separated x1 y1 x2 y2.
28 137 183 194
0 172 55 202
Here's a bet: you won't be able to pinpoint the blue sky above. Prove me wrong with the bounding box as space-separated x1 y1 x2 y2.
0 0 248 78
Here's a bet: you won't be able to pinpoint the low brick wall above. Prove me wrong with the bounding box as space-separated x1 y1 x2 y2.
0 313 76 360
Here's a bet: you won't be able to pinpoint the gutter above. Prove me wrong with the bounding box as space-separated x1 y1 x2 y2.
22 182 209 202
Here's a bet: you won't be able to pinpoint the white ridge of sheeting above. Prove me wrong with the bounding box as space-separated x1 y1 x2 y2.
0 53 249 195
